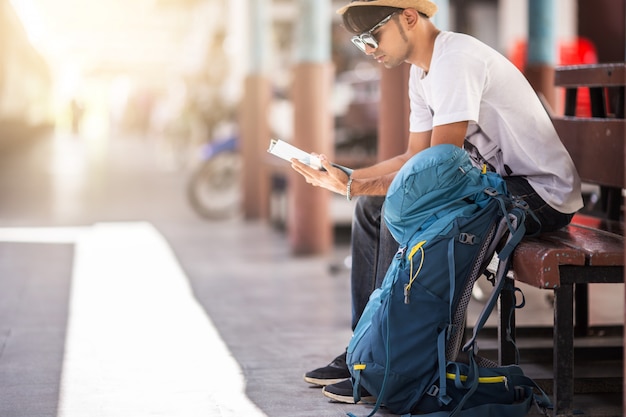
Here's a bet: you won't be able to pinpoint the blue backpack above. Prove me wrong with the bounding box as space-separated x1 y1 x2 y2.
346 145 550 417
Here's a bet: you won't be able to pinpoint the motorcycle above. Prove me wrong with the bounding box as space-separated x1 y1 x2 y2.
187 135 242 220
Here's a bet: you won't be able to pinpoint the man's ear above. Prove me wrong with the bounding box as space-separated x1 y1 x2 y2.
401 8 419 28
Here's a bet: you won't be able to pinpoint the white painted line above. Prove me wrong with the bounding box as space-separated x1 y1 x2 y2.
0 223 267 417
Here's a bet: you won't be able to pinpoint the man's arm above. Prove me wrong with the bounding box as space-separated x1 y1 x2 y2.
290 121 468 198
348 121 468 196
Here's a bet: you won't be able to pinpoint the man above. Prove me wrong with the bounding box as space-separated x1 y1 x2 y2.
291 0 583 404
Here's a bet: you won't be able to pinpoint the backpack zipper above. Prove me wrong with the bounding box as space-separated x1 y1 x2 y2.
404 240 427 304
446 373 509 390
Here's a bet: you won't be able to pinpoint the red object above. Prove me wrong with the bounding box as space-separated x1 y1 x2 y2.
508 38 598 116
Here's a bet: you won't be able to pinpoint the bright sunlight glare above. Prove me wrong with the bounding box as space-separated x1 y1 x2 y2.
8 0 235 141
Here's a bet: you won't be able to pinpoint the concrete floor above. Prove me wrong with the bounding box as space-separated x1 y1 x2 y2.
0 130 621 417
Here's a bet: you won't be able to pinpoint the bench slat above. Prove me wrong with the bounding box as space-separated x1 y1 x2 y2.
552 117 625 188
512 224 624 288
538 225 624 266
555 63 626 88
512 238 586 289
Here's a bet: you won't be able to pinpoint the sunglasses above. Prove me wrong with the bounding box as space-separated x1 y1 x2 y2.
351 12 397 53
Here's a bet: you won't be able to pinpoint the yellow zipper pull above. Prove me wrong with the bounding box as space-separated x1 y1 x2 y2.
405 240 427 304
408 241 426 260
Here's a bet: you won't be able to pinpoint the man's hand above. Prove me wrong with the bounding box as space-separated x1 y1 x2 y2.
291 154 350 196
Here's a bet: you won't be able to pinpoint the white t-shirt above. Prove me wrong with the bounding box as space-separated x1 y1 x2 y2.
409 31 583 214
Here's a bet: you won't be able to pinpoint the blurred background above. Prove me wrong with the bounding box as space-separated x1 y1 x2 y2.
0 0 622 232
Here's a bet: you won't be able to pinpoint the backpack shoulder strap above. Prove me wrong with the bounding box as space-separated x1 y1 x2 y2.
463 201 526 350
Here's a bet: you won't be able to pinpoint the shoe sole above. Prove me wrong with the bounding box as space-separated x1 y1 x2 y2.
303 375 350 386
321 387 376 404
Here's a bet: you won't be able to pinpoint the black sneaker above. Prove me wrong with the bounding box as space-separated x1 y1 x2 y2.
322 378 375 404
303 351 351 386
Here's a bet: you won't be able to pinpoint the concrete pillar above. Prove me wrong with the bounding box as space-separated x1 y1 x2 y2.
240 76 271 219
240 0 272 219
289 0 333 255
526 0 557 109
377 64 410 160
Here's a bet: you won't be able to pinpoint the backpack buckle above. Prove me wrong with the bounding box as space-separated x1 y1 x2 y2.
426 385 440 397
459 233 476 245
484 187 498 196
513 198 529 210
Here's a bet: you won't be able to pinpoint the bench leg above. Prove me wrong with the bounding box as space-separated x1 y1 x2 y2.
554 283 575 417
574 283 588 337
498 277 517 365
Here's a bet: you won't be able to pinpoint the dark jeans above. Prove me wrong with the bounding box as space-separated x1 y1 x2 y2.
349 176 574 330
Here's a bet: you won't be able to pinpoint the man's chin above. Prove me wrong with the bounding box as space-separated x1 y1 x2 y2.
382 61 401 69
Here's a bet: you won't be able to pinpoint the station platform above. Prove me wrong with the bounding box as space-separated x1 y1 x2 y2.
0 132 621 416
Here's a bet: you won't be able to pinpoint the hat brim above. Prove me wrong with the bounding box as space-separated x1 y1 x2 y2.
336 0 438 17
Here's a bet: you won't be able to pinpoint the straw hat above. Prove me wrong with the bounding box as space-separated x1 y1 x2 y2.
337 0 438 17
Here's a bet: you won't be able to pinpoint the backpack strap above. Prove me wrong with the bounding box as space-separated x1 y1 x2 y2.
433 189 529 414
447 196 525 415
400 370 553 417
447 352 481 417
437 325 453 406
463 207 525 351
400 392 538 417
436 237 459 406
348 291 394 417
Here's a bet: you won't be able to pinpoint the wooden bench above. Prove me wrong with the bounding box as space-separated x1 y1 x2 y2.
498 63 625 417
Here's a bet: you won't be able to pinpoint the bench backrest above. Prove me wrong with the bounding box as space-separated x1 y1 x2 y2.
550 64 625 222
552 117 624 189
555 63 625 118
